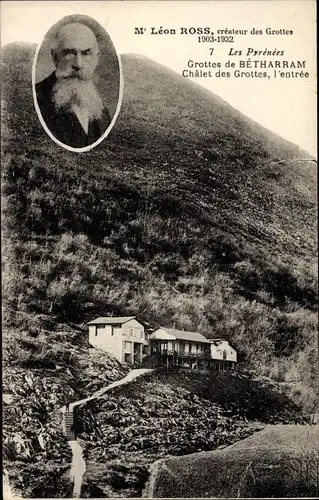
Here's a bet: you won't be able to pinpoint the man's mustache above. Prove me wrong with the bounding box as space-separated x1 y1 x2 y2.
56 69 91 80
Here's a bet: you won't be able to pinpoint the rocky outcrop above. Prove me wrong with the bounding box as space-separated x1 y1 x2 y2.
77 376 264 497
2 344 129 497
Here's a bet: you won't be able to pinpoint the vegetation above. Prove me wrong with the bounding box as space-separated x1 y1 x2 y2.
2 44 317 406
1 42 317 497
146 425 319 498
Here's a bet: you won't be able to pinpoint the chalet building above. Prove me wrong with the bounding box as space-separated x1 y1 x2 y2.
88 316 237 372
148 327 212 370
88 316 148 365
209 339 237 372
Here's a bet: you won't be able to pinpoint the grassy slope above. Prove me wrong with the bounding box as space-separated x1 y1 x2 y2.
1 43 318 496
2 44 317 400
146 425 319 498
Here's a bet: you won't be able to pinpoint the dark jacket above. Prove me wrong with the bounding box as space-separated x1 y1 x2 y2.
35 72 111 148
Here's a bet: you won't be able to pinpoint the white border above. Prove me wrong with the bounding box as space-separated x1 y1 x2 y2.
31 16 124 154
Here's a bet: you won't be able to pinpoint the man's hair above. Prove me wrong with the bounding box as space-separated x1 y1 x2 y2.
53 22 99 55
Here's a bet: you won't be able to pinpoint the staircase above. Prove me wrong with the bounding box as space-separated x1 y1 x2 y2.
64 411 75 441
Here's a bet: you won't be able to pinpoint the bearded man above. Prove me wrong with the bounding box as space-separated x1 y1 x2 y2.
36 22 111 148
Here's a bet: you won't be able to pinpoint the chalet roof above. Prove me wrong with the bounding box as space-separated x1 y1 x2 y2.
87 316 136 325
159 327 210 343
209 339 236 352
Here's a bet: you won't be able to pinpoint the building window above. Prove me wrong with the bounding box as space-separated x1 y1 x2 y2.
140 331 144 339
223 350 227 360
96 325 104 336
134 327 141 338
111 326 115 336
161 342 168 352
129 327 133 337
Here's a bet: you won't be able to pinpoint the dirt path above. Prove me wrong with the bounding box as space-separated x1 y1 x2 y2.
68 368 153 411
66 368 153 497
69 441 86 498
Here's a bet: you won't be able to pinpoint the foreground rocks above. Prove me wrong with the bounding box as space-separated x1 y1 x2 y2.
4 356 305 498
78 376 264 497
3 343 129 497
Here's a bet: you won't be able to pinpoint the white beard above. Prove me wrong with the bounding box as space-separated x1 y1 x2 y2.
52 78 104 121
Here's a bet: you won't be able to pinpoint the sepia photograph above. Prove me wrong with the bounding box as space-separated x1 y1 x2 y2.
1 0 318 499
33 14 122 151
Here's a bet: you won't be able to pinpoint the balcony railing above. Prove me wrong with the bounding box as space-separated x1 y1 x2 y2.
164 350 211 359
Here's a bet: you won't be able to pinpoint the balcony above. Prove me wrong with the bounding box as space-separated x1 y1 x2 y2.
165 350 211 359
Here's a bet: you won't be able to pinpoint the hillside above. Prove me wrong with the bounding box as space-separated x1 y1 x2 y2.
146 425 319 498
1 42 318 496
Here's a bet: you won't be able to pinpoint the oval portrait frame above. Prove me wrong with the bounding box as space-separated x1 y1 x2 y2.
32 14 123 153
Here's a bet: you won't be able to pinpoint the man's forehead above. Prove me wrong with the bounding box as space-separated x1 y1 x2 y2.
56 23 97 50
